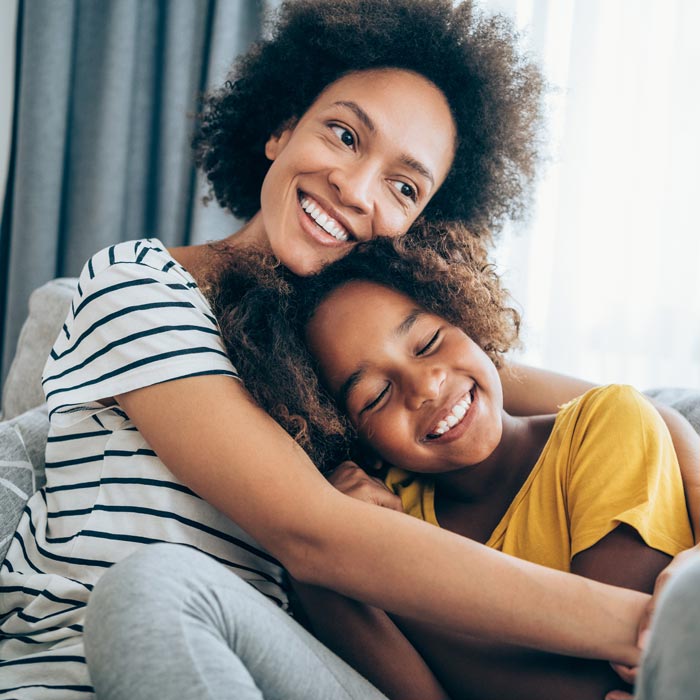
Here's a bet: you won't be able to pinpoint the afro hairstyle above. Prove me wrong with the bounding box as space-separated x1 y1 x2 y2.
193 0 545 235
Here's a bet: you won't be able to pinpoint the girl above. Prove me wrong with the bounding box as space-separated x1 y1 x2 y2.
214 231 695 699
1 1 696 698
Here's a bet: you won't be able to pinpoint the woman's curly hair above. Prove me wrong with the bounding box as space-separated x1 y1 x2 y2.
193 0 544 234
209 221 520 472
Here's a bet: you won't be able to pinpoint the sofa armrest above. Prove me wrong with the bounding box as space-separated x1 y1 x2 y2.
1 278 77 420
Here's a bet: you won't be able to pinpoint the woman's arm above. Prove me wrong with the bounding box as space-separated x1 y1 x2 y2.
291 580 449 700
501 362 700 538
391 526 667 700
116 373 647 664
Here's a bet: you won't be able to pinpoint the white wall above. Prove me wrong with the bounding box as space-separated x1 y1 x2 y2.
0 0 19 223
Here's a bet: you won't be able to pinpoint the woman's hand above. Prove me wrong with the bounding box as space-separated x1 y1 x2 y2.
329 461 404 512
606 543 700 700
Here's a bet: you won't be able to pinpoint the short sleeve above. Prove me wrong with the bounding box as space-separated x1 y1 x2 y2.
567 385 693 559
42 258 238 425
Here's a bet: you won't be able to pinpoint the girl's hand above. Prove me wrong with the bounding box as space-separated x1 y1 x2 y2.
328 461 404 512
606 543 700 700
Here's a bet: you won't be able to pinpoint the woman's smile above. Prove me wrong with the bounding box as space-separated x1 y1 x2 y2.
298 191 354 245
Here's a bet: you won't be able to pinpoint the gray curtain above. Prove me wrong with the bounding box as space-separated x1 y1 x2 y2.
0 0 269 391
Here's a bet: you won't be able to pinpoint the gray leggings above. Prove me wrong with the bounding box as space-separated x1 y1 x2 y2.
84 543 387 700
635 554 700 700
85 544 700 700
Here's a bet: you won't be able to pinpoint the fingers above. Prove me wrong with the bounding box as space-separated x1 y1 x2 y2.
605 691 633 700
328 461 404 512
610 661 637 685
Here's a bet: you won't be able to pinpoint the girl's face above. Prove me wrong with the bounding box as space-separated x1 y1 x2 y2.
259 69 456 275
305 281 504 472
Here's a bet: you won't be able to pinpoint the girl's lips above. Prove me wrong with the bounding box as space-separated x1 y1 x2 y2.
296 192 352 248
424 387 479 445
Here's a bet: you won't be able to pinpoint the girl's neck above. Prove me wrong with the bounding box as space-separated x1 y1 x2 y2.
434 411 555 504
432 411 556 542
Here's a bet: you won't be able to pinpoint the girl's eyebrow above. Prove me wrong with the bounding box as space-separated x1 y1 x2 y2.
337 307 427 410
332 101 435 187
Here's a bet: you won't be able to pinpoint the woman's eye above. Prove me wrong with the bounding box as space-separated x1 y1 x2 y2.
361 383 390 413
390 179 417 201
331 125 355 149
417 330 439 356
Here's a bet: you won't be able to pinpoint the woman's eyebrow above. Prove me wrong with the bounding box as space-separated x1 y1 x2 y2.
333 100 376 133
337 307 426 410
332 101 435 187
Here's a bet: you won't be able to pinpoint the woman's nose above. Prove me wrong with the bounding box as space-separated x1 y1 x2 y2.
404 365 445 410
328 161 374 220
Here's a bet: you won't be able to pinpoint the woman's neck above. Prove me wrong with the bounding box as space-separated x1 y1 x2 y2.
168 212 269 286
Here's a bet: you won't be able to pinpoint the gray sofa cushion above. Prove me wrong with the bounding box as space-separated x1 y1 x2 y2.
646 387 700 435
0 404 49 561
1 278 77 420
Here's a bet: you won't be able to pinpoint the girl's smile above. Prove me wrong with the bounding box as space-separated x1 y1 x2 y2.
305 280 504 473
239 68 457 276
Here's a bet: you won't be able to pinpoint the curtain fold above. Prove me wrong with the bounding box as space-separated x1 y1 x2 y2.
1 0 264 391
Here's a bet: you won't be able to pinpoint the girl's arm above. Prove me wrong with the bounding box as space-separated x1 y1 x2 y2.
116 373 647 664
291 580 449 700
501 362 700 539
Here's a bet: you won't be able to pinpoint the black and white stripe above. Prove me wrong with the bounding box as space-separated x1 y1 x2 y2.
1 239 288 698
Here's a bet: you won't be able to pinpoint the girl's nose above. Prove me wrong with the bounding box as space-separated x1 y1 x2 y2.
404 365 445 411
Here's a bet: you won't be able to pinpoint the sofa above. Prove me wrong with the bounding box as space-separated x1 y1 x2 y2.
1 278 700 563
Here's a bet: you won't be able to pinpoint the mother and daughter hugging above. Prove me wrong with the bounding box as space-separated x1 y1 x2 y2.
1 1 698 699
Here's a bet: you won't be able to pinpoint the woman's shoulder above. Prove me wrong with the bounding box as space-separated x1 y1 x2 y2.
78 238 196 288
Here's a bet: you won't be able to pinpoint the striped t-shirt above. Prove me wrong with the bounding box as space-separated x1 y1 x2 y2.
0 239 288 699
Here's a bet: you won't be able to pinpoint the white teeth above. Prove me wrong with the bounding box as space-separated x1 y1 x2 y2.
428 390 474 438
452 404 466 420
300 195 349 242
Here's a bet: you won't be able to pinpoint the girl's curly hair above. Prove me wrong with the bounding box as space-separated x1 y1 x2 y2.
209 221 520 472
193 0 544 234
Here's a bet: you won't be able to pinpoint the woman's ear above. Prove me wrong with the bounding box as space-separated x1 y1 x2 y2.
264 119 297 161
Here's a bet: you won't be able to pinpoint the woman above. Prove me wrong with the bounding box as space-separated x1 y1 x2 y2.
1 1 696 698
212 233 694 698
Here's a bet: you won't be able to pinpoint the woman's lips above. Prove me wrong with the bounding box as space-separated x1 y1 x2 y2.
297 191 352 247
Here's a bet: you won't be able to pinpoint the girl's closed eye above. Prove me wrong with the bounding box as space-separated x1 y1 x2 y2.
417 330 440 355
361 382 391 414
330 124 356 149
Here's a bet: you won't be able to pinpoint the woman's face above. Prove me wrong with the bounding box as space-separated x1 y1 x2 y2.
260 69 456 275
305 281 504 472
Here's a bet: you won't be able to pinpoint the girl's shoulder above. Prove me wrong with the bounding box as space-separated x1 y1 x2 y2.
558 384 660 431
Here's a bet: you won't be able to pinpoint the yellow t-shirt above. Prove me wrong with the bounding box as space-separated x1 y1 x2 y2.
385 385 693 571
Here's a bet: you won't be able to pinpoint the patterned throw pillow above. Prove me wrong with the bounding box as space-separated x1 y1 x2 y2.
0 405 49 562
